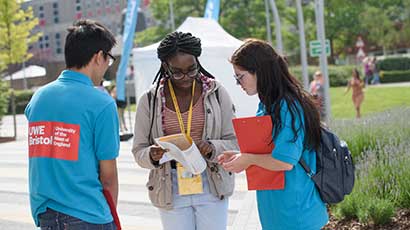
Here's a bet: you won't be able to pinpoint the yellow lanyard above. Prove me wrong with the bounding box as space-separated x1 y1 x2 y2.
168 79 196 137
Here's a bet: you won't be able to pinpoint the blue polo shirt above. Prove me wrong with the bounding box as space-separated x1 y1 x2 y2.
255 101 328 230
25 70 120 226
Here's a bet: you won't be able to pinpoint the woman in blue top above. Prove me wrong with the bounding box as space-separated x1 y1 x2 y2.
218 39 328 230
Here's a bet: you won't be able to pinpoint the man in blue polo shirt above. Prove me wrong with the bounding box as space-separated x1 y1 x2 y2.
25 19 120 229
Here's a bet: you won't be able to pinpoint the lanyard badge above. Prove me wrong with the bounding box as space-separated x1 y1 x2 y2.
168 79 203 195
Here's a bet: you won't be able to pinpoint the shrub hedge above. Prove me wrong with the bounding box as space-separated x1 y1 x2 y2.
380 70 410 83
290 65 356 87
377 57 410 71
7 90 34 115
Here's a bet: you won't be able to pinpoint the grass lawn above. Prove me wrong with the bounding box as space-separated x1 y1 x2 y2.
330 86 410 119
128 86 410 119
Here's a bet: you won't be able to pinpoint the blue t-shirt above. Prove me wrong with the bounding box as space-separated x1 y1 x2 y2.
255 101 328 230
25 70 120 226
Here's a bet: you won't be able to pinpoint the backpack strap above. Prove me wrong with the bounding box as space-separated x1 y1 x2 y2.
147 90 152 110
299 159 314 178
214 88 220 105
146 91 154 145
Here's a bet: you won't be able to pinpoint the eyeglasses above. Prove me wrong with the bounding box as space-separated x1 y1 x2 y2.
167 64 199 80
233 73 245 85
103 51 116 66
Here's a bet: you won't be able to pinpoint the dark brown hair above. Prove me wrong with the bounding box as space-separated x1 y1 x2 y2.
231 39 321 150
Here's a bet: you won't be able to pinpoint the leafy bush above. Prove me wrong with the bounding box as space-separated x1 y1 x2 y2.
0 80 9 120
7 89 34 114
380 70 410 83
377 57 410 71
290 65 356 87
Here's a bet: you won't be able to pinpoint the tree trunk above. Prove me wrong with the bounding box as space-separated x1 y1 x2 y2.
329 38 335 64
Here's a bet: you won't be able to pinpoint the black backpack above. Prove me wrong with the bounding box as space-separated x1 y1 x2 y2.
299 126 355 204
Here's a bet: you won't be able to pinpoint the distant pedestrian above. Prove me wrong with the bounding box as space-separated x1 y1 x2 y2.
96 80 109 94
345 68 365 118
111 85 128 133
363 57 373 86
371 57 381 85
309 70 325 120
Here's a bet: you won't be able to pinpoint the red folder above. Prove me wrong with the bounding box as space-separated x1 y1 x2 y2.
232 115 285 190
103 189 122 230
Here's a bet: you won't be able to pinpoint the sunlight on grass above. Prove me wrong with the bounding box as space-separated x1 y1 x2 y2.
330 86 410 119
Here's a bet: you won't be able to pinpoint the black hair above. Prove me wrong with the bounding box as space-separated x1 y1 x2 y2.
231 39 321 151
353 68 361 80
148 31 214 142
65 19 116 69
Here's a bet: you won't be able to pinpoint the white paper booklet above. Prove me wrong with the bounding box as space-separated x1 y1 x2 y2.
155 134 207 175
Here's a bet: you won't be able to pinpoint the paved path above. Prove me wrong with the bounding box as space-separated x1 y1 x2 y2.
0 114 260 230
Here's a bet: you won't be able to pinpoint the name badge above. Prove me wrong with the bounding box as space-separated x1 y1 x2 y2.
176 163 203 195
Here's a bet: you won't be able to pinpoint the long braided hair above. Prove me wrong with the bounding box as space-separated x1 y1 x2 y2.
148 31 215 142
231 39 321 151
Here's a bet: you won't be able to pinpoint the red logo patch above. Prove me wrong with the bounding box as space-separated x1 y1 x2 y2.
29 121 80 161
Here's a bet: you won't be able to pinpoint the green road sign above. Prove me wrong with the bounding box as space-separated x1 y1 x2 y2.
309 39 331 57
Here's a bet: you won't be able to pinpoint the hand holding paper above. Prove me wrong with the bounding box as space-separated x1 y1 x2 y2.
155 133 207 175
149 145 168 162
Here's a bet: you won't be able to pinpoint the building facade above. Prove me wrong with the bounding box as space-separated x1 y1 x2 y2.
22 0 151 63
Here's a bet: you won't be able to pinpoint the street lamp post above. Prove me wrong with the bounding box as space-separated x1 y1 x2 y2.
264 0 273 45
315 0 331 122
296 0 309 90
169 0 175 31
268 0 283 53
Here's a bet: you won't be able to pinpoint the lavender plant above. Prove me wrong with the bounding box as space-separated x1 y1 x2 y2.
331 107 410 225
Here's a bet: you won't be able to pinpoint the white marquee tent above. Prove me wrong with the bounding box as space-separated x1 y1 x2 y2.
132 17 259 117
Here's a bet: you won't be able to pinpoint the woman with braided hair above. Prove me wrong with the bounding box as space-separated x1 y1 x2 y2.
219 39 328 230
132 31 238 230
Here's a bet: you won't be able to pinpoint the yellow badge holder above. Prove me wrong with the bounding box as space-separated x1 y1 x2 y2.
168 79 203 195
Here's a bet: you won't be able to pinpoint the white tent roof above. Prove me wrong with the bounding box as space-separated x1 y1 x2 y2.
133 17 259 117
137 17 243 52
4 65 46 80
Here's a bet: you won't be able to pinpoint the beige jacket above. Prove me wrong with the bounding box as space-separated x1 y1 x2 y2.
132 79 238 209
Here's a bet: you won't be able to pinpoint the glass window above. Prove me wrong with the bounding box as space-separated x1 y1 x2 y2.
54 17 59 23
53 2 58 8
45 35 49 41
45 43 49 48
39 44 44 49
39 36 43 42
76 5 81 11
55 33 60 39
53 10 58 15
39 13 44 18
76 0 81 3
39 6 43 11
56 48 62 54
56 40 61 46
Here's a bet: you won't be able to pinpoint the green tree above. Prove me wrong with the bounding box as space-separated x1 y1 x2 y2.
0 80 8 120
324 0 365 61
136 0 301 56
360 5 401 55
0 0 40 139
0 0 40 73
